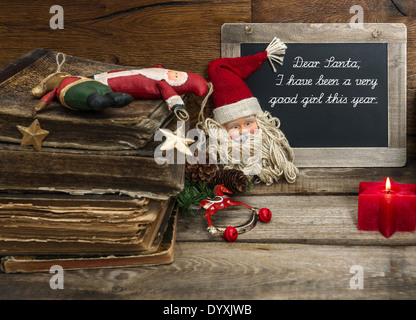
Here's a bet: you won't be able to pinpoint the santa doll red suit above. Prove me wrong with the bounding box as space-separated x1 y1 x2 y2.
92 67 208 121
198 37 298 185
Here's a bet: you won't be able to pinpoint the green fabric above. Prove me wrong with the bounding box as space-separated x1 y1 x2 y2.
64 81 112 111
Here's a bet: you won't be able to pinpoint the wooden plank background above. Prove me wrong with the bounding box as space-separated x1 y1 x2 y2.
0 0 414 159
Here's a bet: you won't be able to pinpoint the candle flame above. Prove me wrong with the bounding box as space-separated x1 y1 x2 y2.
386 177 391 193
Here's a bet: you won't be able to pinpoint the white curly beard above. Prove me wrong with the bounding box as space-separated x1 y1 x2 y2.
197 111 299 185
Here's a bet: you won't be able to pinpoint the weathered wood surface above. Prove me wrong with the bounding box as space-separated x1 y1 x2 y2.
247 159 416 195
177 195 416 246
178 161 416 247
0 162 415 299
0 0 251 76
1 243 415 300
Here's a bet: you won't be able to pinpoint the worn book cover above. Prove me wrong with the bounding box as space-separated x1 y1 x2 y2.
0 49 185 199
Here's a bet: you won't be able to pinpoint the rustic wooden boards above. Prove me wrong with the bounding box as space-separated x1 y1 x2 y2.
0 162 415 298
0 0 251 76
177 160 416 246
0 243 415 299
177 195 416 246
248 160 416 194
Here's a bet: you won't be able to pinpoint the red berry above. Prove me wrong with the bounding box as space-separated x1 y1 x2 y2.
258 208 272 223
222 226 238 242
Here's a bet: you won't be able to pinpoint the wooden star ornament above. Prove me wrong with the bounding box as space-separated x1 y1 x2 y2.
159 126 194 156
17 119 49 152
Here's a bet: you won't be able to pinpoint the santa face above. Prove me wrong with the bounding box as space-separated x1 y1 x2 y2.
203 112 298 184
94 68 189 87
167 70 186 85
224 115 258 142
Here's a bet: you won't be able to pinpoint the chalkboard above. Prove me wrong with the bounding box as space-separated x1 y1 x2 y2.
221 23 407 167
241 43 388 148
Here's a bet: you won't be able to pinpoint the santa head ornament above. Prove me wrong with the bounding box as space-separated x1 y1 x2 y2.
199 38 298 186
208 37 286 124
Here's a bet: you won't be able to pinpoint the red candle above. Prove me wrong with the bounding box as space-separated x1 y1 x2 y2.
358 177 416 238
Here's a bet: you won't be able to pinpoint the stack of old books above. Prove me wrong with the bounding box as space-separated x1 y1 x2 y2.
0 49 184 272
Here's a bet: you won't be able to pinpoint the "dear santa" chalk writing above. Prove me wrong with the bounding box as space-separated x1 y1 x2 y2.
269 54 379 109
240 41 390 149
293 56 361 69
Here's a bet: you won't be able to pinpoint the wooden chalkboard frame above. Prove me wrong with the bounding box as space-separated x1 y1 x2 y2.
221 23 407 167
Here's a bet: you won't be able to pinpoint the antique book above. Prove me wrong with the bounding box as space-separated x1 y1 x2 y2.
0 49 185 200
0 203 178 273
0 193 175 255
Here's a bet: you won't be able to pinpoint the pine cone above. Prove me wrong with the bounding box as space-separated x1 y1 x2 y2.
209 169 250 194
185 152 218 183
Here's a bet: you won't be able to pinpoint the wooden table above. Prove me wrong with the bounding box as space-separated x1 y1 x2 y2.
1 161 415 300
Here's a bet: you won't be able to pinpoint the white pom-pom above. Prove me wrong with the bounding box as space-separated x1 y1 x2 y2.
265 37 287 72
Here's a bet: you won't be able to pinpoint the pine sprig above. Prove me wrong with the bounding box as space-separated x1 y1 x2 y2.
247 181 254 192
174 179 255 216
174 180 215 216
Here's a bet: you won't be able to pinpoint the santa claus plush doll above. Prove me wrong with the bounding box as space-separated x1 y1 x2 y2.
198 38 298 185
92 66 208 121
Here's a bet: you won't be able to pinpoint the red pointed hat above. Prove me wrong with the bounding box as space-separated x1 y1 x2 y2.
208 37 286 124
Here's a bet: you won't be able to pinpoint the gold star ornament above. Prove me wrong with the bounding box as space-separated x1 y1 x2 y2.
17 119 49 152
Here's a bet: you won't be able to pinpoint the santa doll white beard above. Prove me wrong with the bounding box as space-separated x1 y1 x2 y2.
233 131 255 143
199 111 298 185
139 68 188 86
94 68 188 87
